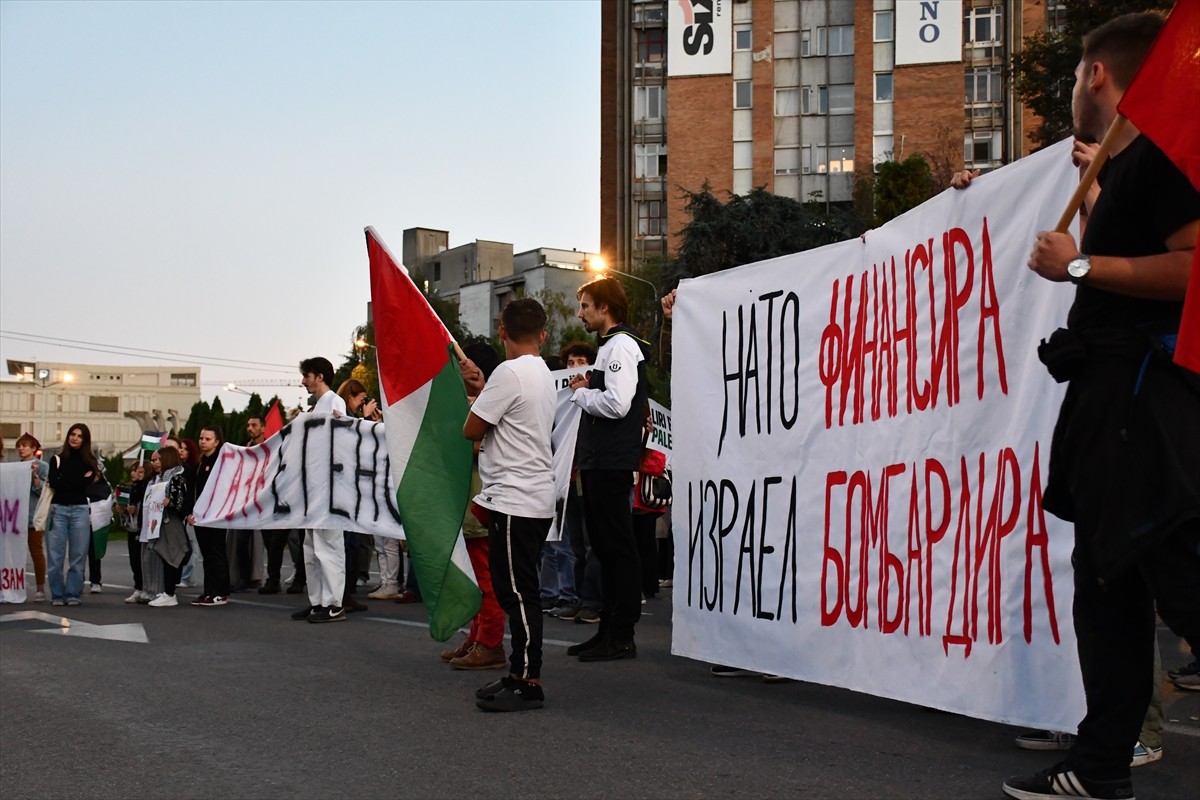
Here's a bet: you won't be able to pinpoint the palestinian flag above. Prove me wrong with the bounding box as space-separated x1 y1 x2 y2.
366 227 480 641
140 432 167 451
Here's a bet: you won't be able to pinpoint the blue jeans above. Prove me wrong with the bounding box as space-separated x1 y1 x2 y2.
539 539 577 603
48 504 91 602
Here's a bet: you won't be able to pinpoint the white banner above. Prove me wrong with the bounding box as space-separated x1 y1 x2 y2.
1 463 33 602
667 0 732 77
672 138 1084 731
193 414 406 538
896 0 963 66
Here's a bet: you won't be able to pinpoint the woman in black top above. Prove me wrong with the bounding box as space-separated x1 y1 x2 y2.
46 424 100 606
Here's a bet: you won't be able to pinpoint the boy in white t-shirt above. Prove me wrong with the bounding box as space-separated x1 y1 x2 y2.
464 298 556 712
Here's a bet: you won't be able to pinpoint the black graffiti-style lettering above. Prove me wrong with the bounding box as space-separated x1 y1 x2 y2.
269 424 293 515
301 416 327 516
328 417 354 519
382 454 404 526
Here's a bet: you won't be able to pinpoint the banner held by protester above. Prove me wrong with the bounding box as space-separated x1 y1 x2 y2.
672 138 1084 732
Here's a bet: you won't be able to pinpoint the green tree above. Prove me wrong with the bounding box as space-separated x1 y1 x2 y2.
1012 0 1173 147
665 183 866 288
873 154 934 224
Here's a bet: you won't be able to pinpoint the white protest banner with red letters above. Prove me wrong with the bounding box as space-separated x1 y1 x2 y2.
192 414 406 539
671 138 1085 732
0 463 33 602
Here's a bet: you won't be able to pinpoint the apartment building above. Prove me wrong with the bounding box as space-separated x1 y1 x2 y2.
601 0 1057 269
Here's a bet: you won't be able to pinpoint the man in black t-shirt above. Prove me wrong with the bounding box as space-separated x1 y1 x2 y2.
987 13 1200 800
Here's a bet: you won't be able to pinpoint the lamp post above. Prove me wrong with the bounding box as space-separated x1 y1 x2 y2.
223 383 253 397
31 367 73 446
584 255 662 331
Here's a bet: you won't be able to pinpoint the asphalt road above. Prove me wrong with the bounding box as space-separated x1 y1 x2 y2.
2 539 1196 800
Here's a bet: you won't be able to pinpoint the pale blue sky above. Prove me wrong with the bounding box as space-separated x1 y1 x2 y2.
0 0 600 409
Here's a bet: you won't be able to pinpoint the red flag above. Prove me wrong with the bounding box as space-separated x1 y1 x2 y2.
1116 0 1200 372
1178 249 1200 373
1117 0 1200 188
264 400 284 438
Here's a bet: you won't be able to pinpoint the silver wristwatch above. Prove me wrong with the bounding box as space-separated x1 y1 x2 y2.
1067 254 1091 285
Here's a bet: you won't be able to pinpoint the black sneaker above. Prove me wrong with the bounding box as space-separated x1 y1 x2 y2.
475 676 510 700
310 605 346 623
710 664 761 678
578 638 637 662
566 630 607 657
291 605 316 620
1002 763 1134 800
475 679 544 712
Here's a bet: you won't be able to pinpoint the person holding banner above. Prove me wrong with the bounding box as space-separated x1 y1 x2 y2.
566 277 651 662
187 426 230 608
146 445 191 608
15 434 48 602
46 424 101 607
466 299 556 711
992 12 1200 800
291 356 348 623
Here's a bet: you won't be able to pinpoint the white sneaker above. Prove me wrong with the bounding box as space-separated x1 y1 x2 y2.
148 593 178 607
89 583 102 594
33 590 45 602
124 590 143 604
1131 740 1163 767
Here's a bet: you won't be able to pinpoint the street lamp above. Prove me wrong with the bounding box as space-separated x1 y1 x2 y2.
585 256 662 328
30 367 73 445
224 383 253 396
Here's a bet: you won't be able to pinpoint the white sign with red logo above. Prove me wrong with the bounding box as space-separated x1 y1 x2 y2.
671 139 1087 732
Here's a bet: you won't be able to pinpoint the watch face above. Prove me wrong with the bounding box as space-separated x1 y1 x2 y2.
1068 258 1090 279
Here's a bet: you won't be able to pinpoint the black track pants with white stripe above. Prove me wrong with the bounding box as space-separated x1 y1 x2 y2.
488 511 552 680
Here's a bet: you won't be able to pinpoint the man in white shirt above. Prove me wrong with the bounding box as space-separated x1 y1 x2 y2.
466 298 556 712
565 276 651 662
291 356 349 624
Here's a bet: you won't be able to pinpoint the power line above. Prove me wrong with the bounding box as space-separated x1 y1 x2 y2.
0 330 298 374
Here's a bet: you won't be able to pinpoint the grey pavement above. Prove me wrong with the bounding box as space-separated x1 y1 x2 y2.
2 538 1197 800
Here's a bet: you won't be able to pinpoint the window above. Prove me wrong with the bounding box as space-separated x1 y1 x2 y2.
734 81 752 109
775 148 801 175
637 201 666 237
801 29 811 56
874 10 893 42
635 86 665 120
733 141 753 170
875 73 893 103
802 86 827 114
0 422 21 440
964 5 1003 44
816 25 854 56
637 28 665 63
633 2 664 24
964 131 1002 165
170 373 196 387
775 88 801 116
828 84 854 115
801 145 811 174
89 396 119 413
432 261 441 282
734 27 752 51
965 68 1002 103
873 134 894 169
814 145 855 174
635 143 667 179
